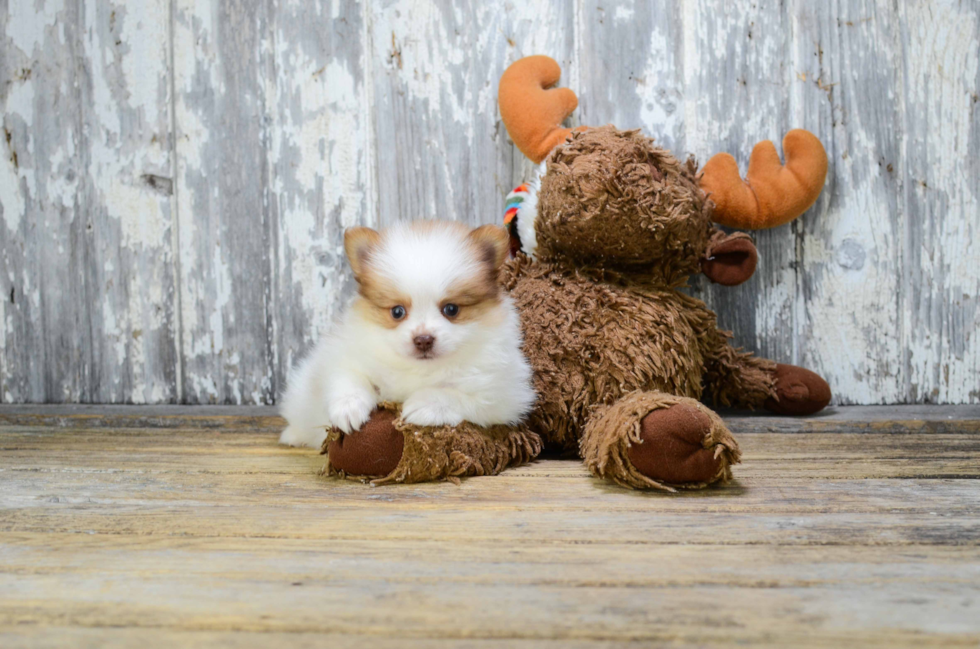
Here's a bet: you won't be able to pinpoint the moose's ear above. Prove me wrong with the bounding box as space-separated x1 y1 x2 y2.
701 232 758 286
344 227 381 279
468 224 511 270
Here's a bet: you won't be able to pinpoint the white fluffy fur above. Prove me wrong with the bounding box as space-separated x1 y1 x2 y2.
279 222 536 448
514 161 546 259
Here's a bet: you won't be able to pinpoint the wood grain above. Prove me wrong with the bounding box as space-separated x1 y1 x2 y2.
268 0 369 388
897 1 980 404
1 408 979 646
1 0 978 405
369 0 576 230
0 0 178 403
3 403 979 432
172 0 276 404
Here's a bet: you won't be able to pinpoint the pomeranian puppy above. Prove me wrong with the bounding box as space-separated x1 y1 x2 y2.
279 221 535 448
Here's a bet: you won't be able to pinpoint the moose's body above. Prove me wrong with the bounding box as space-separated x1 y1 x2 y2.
504 257 771 450
492 127 797 488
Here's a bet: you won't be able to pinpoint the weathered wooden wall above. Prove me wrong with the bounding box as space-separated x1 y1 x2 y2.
1 0 978 405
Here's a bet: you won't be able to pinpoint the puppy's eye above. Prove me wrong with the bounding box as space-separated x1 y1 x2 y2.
390 305 406 320
441 303 459 318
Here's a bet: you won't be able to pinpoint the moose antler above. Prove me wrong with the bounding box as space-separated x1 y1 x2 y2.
699 130 828 229
498 56 585 164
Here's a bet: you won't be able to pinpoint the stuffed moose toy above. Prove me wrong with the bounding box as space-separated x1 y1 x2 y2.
323 55 831 490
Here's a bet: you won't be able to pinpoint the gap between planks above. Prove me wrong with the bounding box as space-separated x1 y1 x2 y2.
0 404 979 433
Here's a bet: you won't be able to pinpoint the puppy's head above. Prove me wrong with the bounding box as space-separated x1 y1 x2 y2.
345 221 510 362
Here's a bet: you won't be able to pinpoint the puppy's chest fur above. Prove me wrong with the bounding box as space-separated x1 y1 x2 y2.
366 360 472 402
504 259 718 446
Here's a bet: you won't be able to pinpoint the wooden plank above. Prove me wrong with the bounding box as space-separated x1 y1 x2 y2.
3 443 979 480
0 535 978 644
0 405 283 430
0 0 81 402
787 0 905 404
76 0 179 404
3 488 978 545
2 426 979 544
723 406 980 435
2 403 978 431
897 1 980 404
0 0 177 403
4 456 980 513
576 0 688 151
683 0 798 368
4 419 980 459
0 628 670 649
0 629 975 649
3 532 978 584
267 0 369 393
172 0 275 404
369 0 576 228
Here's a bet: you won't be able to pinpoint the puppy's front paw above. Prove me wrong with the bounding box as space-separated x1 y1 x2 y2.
279 425 327 448
328 393 375 434
401 392 465 427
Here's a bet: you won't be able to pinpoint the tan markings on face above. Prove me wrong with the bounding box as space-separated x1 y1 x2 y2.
430 224 509 325
441 271 502 324
354 264 412 329
408 219 470 237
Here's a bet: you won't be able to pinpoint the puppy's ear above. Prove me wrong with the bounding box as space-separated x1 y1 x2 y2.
468 224 510 270
344 227 381 279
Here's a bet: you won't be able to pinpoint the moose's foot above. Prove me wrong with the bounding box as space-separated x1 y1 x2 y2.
581 392 741 491
324 408 404 478
322 404 542 484
631 404 730 485
764 363 832 416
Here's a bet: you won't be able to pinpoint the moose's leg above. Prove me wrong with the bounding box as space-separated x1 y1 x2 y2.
580 391 741 491
704 336 831 416
763 364 832 416
323 405 542 484
324 408 405 478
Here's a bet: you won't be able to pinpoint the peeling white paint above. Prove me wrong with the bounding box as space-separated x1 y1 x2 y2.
6 0 65 55
614 5 634 22
1 78 35 233
637 18 684 150
371 0 469 126
271 0 370 375
1 0 977 404
118 3 170 127
4 71 35 124
0 151 26 234
901 0 980 404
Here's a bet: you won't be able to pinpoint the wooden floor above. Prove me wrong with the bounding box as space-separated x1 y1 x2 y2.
1 406 979 648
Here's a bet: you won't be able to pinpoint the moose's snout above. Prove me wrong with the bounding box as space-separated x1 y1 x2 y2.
413 334 435 354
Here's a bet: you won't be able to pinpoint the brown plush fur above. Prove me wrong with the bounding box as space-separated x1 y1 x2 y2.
501 255 776 453
580 391 740 491
497 127 782 488
323 403 542 485
535 127 712 285
500 127 776 443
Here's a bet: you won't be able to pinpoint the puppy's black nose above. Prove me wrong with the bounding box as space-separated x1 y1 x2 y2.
413 334 435 353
